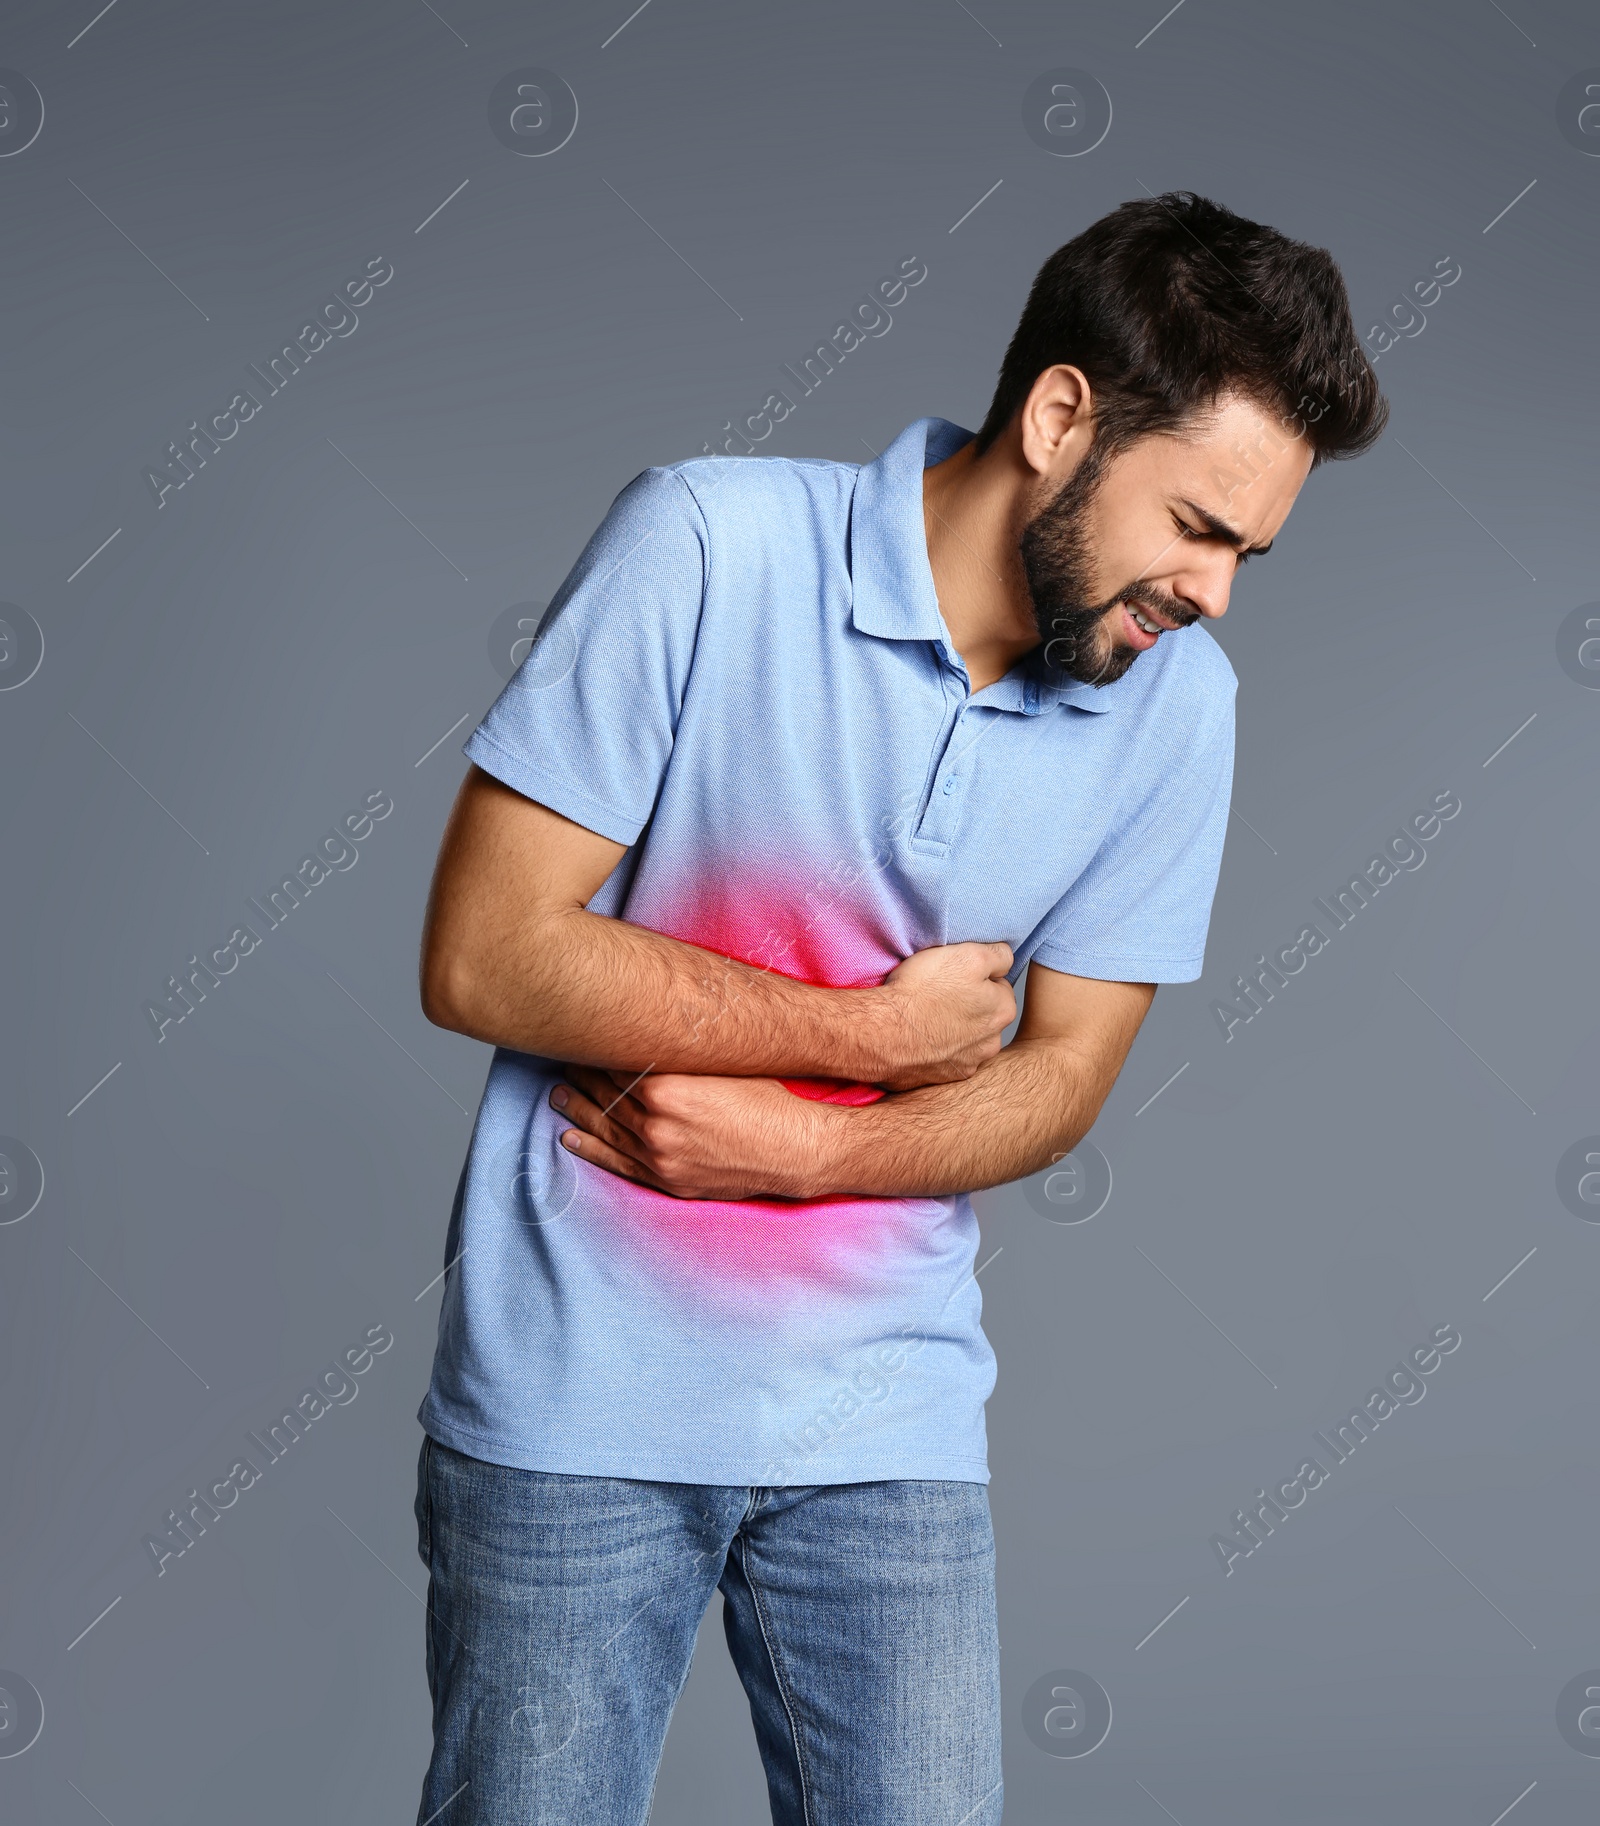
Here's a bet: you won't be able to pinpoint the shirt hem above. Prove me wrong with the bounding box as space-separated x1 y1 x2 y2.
463 729 647 848
1030 944 1204 983
419 1406 991 1487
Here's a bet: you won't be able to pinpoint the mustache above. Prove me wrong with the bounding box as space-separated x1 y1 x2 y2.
1115 585 1201 630
1039 587 1199 662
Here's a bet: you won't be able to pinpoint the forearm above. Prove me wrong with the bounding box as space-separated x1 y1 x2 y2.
550 965 1146 1203
431 904 892 1081
804 1036 1101 1199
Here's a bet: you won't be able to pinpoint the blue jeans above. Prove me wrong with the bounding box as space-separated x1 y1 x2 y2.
414 1437 1003 1825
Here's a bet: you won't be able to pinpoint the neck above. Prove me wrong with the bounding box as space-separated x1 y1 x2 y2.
922 434 1042 693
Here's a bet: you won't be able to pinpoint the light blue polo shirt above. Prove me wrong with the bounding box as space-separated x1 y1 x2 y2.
420 416 1236 1485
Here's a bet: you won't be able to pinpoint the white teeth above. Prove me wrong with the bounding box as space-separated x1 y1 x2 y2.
1130 607 1161 635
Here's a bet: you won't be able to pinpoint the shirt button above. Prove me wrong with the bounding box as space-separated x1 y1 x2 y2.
942 777 956 794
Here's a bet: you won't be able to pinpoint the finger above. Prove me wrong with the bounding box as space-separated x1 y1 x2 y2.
550 1082 648 1159
563 1067 646 1132
573 1066 653 1117
603 1064 657 1100
556 1123 662 1189
559 1125 708 1201
985 941 1015 976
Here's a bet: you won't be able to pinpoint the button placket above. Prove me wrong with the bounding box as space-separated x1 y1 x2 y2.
910 664 961 849
913 702 992 850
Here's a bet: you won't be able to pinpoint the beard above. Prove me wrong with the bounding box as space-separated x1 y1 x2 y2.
1020 443 1199 688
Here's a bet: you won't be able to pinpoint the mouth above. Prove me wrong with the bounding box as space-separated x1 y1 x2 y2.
1118 599 1176 650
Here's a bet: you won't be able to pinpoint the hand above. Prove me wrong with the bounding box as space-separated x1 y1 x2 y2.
550 1065 837 1201
871 941 1016 1090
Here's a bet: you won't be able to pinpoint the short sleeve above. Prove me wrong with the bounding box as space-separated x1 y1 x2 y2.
464 466 709 846
1027 699 1235 984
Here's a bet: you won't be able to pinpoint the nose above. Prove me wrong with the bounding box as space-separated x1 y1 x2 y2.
1174 554 1234 622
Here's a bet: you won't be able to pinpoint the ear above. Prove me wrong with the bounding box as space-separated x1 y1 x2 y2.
1018 365 1095 479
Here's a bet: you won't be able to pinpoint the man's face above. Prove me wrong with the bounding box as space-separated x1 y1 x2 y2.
1021 391 1315 686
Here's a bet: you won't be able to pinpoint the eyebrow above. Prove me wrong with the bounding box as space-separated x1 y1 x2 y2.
1175 498 1275 558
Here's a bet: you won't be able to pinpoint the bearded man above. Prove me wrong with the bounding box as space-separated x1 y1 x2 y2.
412 190 1387 1826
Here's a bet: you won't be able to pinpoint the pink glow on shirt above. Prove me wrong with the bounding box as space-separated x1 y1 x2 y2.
587 1170 922 1306
584 855 927 1293
641 852 909 1104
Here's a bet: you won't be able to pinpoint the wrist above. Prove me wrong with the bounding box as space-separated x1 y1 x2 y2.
835 985 902 1085
789 1098 861 1199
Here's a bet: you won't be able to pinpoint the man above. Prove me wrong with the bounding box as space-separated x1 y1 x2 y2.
413 192 1386 1824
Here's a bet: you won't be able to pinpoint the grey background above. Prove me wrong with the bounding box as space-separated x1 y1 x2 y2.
1 0 1597 1819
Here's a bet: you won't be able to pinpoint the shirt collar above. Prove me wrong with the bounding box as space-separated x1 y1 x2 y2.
849 415 1112 716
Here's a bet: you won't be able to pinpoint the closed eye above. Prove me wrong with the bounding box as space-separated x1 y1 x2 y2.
1174 499 1274 563
1175 516 1251 567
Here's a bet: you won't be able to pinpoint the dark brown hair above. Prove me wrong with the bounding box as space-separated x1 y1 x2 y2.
976 192 1387 466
